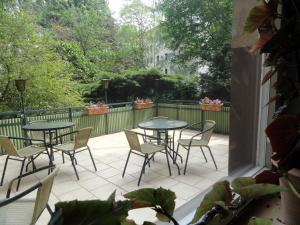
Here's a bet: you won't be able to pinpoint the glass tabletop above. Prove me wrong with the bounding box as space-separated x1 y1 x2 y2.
22 121 75 131
138 118 188 130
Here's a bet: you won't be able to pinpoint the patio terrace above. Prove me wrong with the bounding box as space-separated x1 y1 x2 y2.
0 129 228 224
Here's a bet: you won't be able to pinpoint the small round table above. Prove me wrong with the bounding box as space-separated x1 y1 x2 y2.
22 121 75 162
138 118 188 175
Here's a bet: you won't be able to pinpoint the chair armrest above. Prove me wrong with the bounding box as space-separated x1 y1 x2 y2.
135 131 164 141
0 182 41 207
8 136 45 143
6 165 55 198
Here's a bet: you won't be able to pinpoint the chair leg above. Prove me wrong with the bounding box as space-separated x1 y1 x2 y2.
200 146 208 162
165 150 172 176
62 152 65 163
206 146 218 170
122 150 132 177
0 156 9 186
138 155 148 186
31 156 36 170
183 147 191 175
69 153 79 180
87 146 97 171
175 143 183 163
16 158 26 191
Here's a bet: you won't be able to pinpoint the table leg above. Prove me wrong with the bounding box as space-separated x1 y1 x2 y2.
165 130 181 175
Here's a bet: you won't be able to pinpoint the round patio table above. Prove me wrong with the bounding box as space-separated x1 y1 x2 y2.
22 121 75 163
138 118 188 175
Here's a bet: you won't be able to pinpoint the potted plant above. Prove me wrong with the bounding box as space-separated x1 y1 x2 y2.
134 97 153 110
241 0 300 224
200 97 223 111
84 101 109 115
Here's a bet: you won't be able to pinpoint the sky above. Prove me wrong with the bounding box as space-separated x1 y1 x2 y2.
107 0 153 19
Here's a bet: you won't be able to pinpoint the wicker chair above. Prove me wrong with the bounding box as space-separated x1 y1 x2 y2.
0 166 59 225
176 120 217 175
53 127 97 180
0 136 50 191
122 129 171 186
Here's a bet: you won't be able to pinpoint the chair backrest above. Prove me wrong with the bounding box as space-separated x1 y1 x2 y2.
124 129 141 152
0 136 20 157
28 120 47 140
74 127 92 150
200 120 216 145
31 167 59 224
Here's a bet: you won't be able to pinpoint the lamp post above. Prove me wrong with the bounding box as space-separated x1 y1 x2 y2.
101 79 110 103
15 79 26 125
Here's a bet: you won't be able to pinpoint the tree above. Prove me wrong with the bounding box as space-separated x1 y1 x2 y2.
0 9 82 111
120 0 155 67
158 0 232 100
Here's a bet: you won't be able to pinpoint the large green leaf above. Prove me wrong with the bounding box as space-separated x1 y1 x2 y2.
231 177 256 190
54 197 133 225
234 183 288 200
248 217 272 225
191 181 232 224
124 187 176 222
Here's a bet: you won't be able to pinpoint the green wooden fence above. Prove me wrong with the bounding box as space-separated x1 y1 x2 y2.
0 101 230 151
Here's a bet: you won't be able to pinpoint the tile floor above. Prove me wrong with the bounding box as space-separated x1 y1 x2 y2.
0 129 229 224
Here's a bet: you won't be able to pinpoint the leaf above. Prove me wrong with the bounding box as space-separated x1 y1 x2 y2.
124 188 156 208
121 219 138 225
143 222 156 225
231 177 256 190
248 217 272 225
233 183 288 200
107 190 116 202
124 188 176 222
250 31 274 52
191 181 232 224
54 199 133 225
244 1 273 33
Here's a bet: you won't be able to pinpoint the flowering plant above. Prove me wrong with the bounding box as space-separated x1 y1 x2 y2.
200 97 223 105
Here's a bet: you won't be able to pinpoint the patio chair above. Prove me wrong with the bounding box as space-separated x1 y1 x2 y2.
52 127 97 180
176 120 217 175
122 129 171 186
0 166 59 225
0 136 50 191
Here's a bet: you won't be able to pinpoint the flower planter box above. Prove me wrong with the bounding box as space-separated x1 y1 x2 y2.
134 102 153 110
200 104 222 111
84 106 109 115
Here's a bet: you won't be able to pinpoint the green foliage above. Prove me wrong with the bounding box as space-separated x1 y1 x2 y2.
158 0 232 101
247 217 272 225
84 68 200 102
53 193 133 225
124 187 176 222
0 9 82 111
191 181 231 224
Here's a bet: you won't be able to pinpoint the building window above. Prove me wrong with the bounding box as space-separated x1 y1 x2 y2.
165 68 168 74
157 55 160 63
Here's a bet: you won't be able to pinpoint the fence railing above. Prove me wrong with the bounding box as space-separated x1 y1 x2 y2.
0 101 230 151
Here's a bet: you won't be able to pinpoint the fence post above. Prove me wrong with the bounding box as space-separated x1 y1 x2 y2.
68 108 73 122
132 102 136 129
176 103 179 120
105 113 109 134
201 108 204 122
